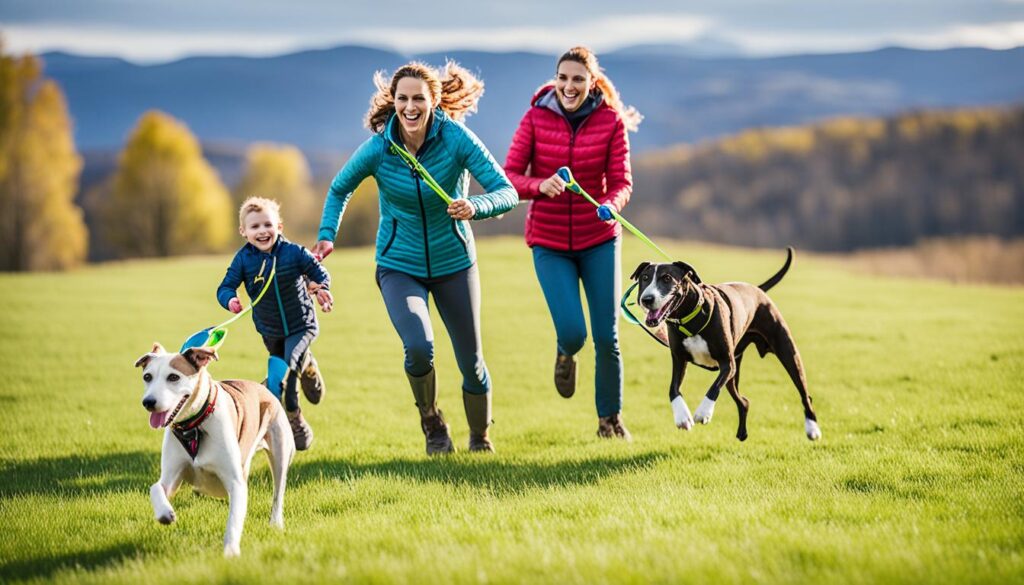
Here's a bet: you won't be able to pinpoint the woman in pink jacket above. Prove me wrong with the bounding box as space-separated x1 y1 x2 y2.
505 46 642 439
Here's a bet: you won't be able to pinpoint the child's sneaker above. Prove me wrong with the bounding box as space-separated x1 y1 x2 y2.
287 408 314 450
299 354 325 405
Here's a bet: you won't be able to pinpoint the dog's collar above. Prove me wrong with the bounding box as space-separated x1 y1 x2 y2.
667 289 713 338
171 381 219 460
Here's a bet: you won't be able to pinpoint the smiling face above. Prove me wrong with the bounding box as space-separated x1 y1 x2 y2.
394 76 434 140
240 208 281 252
555 60 593 112
135 344 218 429
135 344 197 428
631 262 702 327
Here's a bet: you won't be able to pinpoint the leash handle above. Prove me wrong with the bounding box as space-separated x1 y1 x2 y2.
556 167 673 261
389 140 454 205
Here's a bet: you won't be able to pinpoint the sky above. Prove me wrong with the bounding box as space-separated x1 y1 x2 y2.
2 0 1024 63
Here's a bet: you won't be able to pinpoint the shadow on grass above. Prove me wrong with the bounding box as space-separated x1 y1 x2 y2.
290 451 670 496
0 542 149 582
0 451 155 498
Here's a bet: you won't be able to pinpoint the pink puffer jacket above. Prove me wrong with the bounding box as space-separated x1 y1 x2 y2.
505 85 632 251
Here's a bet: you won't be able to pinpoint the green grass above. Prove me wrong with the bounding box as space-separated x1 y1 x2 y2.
1 236 1022 584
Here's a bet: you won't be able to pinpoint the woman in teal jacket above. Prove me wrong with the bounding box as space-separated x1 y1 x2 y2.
313 61 517 455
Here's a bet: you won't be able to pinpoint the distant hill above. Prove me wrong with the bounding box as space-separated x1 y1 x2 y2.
44 44 1024 158
631 105 1024 251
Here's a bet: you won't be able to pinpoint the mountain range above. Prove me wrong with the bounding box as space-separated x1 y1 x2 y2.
43 44 1024 162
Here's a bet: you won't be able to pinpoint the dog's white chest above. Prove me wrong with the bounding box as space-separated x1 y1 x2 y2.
682 335 717 368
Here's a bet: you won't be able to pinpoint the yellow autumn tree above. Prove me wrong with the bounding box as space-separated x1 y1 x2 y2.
234 143 317 239
103 111 232 257
0 48 87 271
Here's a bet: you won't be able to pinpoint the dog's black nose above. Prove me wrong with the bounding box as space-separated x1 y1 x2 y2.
142 397 157 411
641 294 655 308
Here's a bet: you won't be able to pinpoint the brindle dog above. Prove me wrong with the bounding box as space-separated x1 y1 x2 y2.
630 248 821 441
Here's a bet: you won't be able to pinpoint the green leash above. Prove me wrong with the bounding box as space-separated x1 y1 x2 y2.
179 257 277 352
388 139 454 205
556 166 672 261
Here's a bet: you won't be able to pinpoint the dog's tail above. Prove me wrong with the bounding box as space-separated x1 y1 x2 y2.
758 247 794 292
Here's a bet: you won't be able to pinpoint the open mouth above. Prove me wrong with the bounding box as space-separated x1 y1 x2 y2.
148 393 190 429
645 295 681 327
561 90 580 104
255 235 272 246
402 112 421 123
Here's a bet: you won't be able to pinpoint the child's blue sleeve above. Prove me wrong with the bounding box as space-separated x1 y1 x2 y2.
299 246 331 289
216 251 245 310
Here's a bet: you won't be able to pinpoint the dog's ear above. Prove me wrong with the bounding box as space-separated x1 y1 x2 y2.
134 342 166 368
629 262 651 281
182 346 218 370
673 261 702 284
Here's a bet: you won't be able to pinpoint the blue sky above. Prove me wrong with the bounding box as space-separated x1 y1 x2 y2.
2 0 1023 62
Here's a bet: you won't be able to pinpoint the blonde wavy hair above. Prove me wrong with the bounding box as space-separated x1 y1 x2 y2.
238 196 282 227
365 61 485 133
555 46 642 132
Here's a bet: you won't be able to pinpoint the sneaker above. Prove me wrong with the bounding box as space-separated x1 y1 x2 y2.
299 355 325 405
287 408 314 451
421 409 455 456
554 351 577 398
597 413 632 441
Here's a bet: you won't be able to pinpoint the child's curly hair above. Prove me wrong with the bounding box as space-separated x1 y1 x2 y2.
238 196 282 227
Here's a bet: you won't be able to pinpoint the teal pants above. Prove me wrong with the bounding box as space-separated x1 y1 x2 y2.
532 237 622 417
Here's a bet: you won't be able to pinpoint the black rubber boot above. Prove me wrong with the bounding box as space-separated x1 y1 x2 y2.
407 369 454 455
463 391 494 453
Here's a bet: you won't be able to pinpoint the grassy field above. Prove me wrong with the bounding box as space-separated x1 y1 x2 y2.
1 236 1022 584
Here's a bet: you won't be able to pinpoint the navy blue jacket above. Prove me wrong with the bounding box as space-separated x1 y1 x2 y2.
216 236 330 338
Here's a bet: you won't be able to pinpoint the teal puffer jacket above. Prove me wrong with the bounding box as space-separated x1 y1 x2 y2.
319 110 518 279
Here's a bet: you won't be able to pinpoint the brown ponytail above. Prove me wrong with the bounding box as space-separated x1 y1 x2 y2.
365 61 485 133
557 46 642 132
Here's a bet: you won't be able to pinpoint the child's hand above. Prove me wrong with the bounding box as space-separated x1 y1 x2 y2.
228 297 243 314
315 289 334 313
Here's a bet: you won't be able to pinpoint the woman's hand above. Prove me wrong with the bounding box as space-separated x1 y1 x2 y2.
312 240 334 261
447 199 476 220
539 174 567 198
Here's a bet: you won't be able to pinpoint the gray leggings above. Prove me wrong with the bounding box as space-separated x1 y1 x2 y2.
376 264 490 395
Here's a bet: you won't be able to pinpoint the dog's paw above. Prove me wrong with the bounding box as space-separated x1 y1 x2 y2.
157 510 176 525
671 396 694 430
693 397 716 425
224 543 241 558
805 419 822 441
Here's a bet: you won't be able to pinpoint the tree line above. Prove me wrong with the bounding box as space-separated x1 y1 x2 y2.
0 46 379 270
3 43 1021 271
630 106 1024 251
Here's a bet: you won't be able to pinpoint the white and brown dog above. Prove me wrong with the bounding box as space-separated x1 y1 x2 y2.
135 343 294 557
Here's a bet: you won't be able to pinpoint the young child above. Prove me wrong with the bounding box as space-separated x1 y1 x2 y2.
217 196 333 451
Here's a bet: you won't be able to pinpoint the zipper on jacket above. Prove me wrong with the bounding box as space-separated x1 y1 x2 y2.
561 112 597 253
381 218 398 257
267 249 290 337
413 168 432 278
451 219 468 253
568 132 575 252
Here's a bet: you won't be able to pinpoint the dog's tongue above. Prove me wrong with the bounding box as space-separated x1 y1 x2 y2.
646 306 666 327
149 411 169 429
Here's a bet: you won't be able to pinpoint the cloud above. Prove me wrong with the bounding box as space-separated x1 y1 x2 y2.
727 20 1024 55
